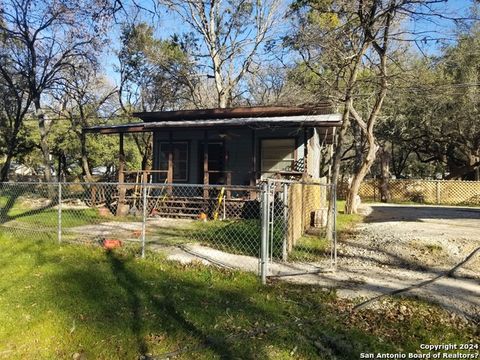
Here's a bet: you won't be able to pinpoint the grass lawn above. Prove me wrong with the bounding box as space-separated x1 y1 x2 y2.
0 192 103 229
0 235 477 359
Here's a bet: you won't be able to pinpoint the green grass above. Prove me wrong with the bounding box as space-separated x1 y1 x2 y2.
185 201 363 262
8 208 102 228
0 192 103 229
288 235 330 261
336 200 362 233
191 219 263 256
0 235 477 359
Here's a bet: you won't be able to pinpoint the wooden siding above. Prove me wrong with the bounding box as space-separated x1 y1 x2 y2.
152 127 321 185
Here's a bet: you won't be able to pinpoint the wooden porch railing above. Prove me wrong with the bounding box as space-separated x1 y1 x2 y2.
120 169 233 198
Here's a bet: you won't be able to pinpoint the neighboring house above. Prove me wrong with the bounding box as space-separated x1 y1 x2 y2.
83 104 342 187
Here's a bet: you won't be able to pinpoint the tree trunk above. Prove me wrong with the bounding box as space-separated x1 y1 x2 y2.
352 121 363 173
0 151 14 182
326 100 352 241
0 117 24 182
379 145 391 202
345 134 379 214
80 132 93 181
141 140 152 172
34 97 53 183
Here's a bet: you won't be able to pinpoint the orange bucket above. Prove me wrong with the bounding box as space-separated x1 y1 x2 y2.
103 239 122 249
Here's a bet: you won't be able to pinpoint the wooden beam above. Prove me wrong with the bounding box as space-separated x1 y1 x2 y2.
250 129 257 200
134 103 334 122
224 143 231 199
167 131 173 184
303 128 308 175
250 129 257 186
167 131 173 194
203 130 209 198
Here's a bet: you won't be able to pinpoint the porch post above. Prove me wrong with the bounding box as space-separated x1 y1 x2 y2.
303 128 308 177
167 131 173 194
250 129 257 185
203 130 209 198
224 140 231 199
250 129 257 200
117 132 127 216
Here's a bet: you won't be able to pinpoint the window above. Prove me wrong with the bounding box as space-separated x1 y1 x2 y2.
261 138 296 175
159 142 188 181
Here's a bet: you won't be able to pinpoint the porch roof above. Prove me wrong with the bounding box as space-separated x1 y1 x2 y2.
83 108 342 135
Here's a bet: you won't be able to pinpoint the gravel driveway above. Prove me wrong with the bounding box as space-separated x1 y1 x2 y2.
295 203 480 320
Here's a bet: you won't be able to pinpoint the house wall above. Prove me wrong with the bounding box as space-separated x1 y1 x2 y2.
152 127 320 185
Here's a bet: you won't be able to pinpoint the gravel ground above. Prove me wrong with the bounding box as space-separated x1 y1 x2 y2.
341 204 480 279
295 203 480 320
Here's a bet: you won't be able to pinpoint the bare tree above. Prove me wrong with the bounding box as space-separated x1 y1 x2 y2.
289 0 464 215
161 0 284 108
0 0 112 182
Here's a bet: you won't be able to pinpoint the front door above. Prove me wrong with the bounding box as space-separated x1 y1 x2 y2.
198 142 225 184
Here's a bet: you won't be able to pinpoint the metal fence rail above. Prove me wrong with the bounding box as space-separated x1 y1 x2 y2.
339 179 480 206
0 181 337 283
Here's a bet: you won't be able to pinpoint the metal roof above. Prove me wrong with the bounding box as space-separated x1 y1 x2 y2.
133 103 334 122
83 114 342 135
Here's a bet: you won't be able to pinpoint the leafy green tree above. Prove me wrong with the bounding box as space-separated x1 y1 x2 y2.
376 19 480 180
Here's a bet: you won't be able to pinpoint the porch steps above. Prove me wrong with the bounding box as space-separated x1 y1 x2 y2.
147 195 254 220
153 212 201 218
150 196 209 219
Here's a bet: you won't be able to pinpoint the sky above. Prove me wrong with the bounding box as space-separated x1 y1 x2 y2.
100 0 478 87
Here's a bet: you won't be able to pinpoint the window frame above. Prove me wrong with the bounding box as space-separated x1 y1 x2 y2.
158 141 189 182
259 137 297 176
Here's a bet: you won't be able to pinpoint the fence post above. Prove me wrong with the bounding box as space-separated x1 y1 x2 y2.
260 183 269 285
436 180 441 205
141 183 147 258
57 182 62 244
282 183 288 262
268 181 275 262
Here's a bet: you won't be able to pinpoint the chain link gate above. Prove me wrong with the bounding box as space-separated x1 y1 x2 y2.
260 179 337 282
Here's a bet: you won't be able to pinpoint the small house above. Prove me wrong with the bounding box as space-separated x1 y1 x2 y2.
83 104 341 187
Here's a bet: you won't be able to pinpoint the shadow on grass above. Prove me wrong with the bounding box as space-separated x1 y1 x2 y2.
0 186 58 225
45 248 272 359
105 250 246 358
0 237 477 359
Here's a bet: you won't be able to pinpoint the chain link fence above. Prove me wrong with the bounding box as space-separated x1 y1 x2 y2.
0 181 336 282
339 179 480 206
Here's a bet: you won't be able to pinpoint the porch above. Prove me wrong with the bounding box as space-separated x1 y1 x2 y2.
82 106 341 216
